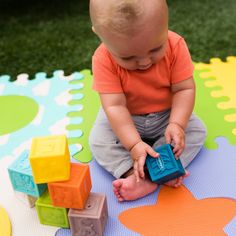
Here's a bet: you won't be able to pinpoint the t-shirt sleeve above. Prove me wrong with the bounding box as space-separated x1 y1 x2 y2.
170 38 194 84
92 45 123 93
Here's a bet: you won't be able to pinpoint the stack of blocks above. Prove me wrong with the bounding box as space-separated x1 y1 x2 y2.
8 135 108 236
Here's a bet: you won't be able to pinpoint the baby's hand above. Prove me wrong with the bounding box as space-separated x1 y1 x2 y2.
130 141 159 182
165 123 185 158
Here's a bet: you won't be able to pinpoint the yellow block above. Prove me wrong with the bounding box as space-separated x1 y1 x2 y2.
29 135 70 184
0 206 11 236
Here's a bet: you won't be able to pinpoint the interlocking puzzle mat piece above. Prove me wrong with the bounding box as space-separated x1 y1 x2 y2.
194 67 236 149
0 70 100 162
195 57 236 134
68 70 100 162
119 185 236 236
196 57 236 118
184 137 236 200
0 206 11 236
0 155 58 236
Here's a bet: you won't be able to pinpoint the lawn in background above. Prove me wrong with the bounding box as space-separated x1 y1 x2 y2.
0 0 236 78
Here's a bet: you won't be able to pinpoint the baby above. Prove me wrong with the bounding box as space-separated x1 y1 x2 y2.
89 0 206 201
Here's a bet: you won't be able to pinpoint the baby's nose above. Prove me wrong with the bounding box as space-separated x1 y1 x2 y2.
138 57 151 66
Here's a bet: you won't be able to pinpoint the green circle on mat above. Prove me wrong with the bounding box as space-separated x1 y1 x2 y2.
0 95 39 135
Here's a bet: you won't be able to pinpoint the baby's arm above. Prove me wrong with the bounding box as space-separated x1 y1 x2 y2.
166 77 195 157
100 93 158 181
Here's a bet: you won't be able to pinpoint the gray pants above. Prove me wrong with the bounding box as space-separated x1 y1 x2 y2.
89 108 206 179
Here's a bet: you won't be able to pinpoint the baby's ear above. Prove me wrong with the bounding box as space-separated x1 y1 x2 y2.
92 26 96 33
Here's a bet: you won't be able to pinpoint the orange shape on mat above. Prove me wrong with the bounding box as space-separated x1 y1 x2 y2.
119 186 236 236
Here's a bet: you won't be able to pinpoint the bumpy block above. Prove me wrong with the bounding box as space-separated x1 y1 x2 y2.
8 151 47 197
14 191 37 208
146 144 185 184
68 192 108 236
35 190 69 228
48 163 92 209
29 135 70 183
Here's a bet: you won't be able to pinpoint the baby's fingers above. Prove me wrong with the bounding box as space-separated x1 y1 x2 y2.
146 146 159 158
133 161 140 182
137 156 146 179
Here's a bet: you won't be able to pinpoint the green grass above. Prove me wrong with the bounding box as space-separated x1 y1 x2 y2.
0 0 236 78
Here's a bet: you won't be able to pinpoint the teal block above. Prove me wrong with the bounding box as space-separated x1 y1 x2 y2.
146 144 185 184
8 151 47 197
36 190 69 228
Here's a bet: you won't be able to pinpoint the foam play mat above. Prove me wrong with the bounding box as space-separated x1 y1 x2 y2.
0 56 236 236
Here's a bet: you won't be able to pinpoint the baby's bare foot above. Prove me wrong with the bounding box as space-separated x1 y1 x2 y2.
112 174 158 202
165 170 190 188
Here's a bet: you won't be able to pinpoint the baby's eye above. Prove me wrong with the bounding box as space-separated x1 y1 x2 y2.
150 46 163 53
121 56 134 61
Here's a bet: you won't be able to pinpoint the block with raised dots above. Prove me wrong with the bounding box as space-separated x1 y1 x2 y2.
146 144 185 184
68 192 108 236
29 135 70 184
35 190 69 228
8 151 47 197
48 163 92 209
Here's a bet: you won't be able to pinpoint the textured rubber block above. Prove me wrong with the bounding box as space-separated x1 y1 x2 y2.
68 192 108 236
8 150 47 197
48 163 92 209
146 144 185 184
35 190 69 228
29 135 70 184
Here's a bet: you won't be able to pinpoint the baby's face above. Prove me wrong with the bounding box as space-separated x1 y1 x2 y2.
99 19 168 71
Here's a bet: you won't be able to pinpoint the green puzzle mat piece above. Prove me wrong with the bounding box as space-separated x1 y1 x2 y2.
194 67 236 149
0 95 38 135
68 69 100 162
195 57 236 135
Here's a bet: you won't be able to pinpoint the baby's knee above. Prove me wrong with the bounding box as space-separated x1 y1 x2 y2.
196 119 207 144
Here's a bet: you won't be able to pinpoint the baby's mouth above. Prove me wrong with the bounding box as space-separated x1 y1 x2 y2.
138 64 152 70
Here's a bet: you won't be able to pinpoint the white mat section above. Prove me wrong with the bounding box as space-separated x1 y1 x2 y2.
0 155 58 236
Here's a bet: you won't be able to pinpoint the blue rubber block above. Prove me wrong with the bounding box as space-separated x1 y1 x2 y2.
57 159 160 236
7 150 47 197
146 144 185 184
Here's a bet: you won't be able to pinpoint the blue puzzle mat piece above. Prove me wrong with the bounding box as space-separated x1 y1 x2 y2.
184 137 236 199
184 137 236 235
0 71 84 159
224 217 236 235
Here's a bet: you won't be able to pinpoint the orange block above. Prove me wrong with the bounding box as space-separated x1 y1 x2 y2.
48 163 92 209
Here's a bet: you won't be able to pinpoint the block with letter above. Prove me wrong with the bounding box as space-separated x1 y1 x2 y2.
68 192 108 236
35 190 69 228
29 135 70 183
146 144 185 184
48 163 92 209
8 151 47 197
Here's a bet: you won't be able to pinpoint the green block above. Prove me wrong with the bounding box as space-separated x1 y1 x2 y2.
35 190 69 228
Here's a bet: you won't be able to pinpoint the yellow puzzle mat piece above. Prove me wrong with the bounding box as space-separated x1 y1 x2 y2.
195 56 236 123
0 206 12 236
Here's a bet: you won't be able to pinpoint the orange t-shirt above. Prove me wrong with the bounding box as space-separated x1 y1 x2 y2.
92 31 194 115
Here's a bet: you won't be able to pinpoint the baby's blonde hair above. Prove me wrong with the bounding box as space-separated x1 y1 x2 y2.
90 0 148 36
